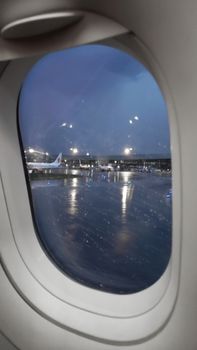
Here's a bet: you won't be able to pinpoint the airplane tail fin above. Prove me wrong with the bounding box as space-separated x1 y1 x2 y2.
53 153 62 164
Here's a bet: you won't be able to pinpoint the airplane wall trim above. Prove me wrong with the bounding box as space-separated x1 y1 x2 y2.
0 11 128 62
0 32 181 345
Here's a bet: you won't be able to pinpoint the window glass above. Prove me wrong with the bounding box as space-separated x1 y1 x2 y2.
18 45 172 294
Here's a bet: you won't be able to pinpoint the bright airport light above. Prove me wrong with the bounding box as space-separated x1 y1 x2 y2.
72 148 78 154
134 115 139 120
124 147 133 155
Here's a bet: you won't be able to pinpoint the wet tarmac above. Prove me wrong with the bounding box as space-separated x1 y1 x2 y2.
30 170 172 294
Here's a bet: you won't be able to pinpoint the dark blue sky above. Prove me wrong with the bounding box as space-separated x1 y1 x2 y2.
19 44 170 157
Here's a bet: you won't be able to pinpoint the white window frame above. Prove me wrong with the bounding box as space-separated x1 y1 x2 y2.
0 35 181 343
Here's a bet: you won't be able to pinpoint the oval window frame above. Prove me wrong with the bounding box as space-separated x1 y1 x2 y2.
0 34 181 343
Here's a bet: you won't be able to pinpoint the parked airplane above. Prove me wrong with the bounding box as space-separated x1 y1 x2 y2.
27 153 62 173
79 160 91 169
97 162 114 171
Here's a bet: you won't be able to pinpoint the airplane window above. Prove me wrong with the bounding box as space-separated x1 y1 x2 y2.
18 44 172 294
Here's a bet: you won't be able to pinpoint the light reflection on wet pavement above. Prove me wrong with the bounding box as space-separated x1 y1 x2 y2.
31 171 172 294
